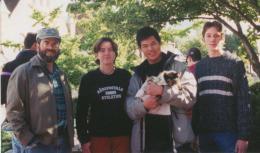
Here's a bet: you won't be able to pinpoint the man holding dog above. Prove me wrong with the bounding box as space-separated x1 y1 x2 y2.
126 26 197 153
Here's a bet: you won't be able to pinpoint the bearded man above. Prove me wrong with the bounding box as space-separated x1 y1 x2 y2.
6 28 74 153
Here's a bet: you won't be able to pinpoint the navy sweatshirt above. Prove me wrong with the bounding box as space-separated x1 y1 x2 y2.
76 68 132 144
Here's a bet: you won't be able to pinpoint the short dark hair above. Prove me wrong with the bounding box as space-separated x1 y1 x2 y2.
186 47 201 62
202 21 222 37
136 26 161 48
93 37 118 64
24 33 37 49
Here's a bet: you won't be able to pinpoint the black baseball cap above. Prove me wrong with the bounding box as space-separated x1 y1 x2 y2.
186 47 201 61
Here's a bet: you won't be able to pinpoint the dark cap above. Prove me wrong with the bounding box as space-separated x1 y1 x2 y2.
186 47 201 61
36 28 61 42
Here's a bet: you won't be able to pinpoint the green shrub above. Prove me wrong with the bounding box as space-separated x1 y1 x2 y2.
1 131 12 153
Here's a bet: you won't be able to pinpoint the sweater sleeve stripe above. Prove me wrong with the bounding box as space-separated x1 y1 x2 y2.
198 75 232 84
199 89 233 96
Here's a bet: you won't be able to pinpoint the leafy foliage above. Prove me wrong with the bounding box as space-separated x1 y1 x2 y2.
67 0 260 77
178 38 207 57
68 0 144 76
66 1 206 79
29 7 94 88
1 131 12 153
0 40 22 50
31 7 61 28
159 21 208 56
1 8 61 54
224 34 241 53
57 35 96 88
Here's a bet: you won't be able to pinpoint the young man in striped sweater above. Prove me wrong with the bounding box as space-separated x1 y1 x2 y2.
192 21 251 153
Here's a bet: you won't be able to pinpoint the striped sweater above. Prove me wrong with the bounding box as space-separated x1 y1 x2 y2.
192 51 251 140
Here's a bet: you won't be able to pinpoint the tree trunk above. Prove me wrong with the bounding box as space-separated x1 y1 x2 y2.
239 34 260 78
215 17 260 78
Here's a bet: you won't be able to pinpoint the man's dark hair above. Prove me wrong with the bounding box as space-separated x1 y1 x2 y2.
136 26 161 48
24 33 37 49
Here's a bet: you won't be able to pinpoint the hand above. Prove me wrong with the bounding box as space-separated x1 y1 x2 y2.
235 139 248 153
82 142 91 153
145 82 163 96
142 95 159 110
191 137 199 152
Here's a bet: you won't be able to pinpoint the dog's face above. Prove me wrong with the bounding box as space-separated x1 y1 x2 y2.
163 71 178 86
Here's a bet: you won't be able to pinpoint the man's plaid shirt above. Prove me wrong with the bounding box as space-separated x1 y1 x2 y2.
49 67 67 128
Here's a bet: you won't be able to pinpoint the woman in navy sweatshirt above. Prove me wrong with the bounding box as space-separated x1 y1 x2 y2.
76 37 132 153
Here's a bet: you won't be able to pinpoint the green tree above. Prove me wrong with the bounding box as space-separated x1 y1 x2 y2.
67 1 208 76
31 7 61 28
30 8 93 88
224 34 241 53
67 0 142 73
150 0 260 76
160 0 260 76
0 41 22 50
178 38 207 57
160 21 208 56
31 6 141 88
69 0 260 77
57 35 96 88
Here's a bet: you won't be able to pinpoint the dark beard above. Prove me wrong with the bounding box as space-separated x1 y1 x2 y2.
38 50 60 63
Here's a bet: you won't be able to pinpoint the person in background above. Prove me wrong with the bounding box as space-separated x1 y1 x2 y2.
76 37 132 153
126 26 197 153
186 47 201 74
6 28 74 153
192 21 251 153
1 32 37 106
181 47 202 153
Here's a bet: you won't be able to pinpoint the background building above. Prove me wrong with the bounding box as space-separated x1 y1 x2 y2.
0 0 75 67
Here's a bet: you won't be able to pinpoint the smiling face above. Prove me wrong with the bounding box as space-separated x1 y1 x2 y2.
96 41 116 66
37 37 60 63
203 27 223 52
140 36 162 64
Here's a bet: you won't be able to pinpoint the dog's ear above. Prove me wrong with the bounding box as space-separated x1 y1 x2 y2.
168 72 178 79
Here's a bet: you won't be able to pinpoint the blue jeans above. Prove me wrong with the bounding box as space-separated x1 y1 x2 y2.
199 132 237 153
12 136 70 153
